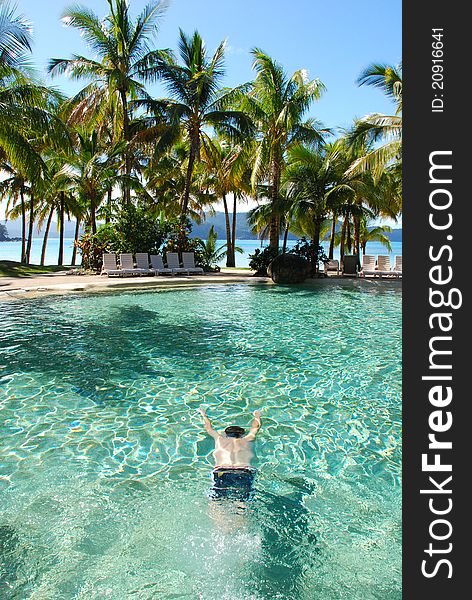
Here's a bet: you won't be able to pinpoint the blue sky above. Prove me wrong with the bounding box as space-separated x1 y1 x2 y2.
17 0 402 131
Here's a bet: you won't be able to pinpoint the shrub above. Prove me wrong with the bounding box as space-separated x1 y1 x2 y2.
75 224 117 271
76 205 176 272
288 237 328 274
248 246 280 276
112 204 174 255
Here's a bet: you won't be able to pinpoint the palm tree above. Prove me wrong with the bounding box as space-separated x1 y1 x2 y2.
150 30 253 225
0 1 70 185
143 140 215 224
237 50 327 250
347 63 402 178
0 161 28 261
359 222 393 255
201 137 251 266
195 225 241 270
48 0 170 204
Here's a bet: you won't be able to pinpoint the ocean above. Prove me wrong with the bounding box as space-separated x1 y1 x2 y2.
0 238 403 268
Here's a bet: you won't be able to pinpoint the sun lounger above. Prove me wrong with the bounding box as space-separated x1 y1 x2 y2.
182 252 204 274
119 253 148 276
342 254 358 277
166 252 189 275
377 255 395 277
135 253 154 275
393 255 402 277
150 254 173 275
359 254 377 277
101 253 125 277
324 259 340 275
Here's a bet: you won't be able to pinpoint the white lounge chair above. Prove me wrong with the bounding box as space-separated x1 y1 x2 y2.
119 253 147 276
360 255 377 277
377 255 394 277
101 253 124 277
182 252 204 274
150 254 173 275
166 252 189 275
135 253 154 275
393 255 402 277
324 259 340 275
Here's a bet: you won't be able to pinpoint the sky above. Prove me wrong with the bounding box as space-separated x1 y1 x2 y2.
16 0 402 130
3 0 402 220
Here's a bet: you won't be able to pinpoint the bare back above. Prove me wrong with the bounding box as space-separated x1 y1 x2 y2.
213 435 255 468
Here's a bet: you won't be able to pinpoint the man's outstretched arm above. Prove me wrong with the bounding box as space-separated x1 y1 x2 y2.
245 410 262 441
198 406 219 439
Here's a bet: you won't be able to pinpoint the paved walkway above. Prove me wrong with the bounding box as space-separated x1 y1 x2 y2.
0 268 402 300
0 269 271 298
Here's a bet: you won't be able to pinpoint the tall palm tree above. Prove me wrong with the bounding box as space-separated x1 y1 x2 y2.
48 0 170 204
149 30 253 225
347 63 402 178
0 161 28 261
283 143 341 271
237 50 327 250
0 0 70 183
143 140 215 224
201 137 251 266
65 128 125 234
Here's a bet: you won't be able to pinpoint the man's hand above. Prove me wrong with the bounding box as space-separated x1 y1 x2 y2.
198 405 207 417
253 410 261 419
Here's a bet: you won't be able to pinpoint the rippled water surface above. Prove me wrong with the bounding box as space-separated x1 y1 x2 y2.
0 283 401 599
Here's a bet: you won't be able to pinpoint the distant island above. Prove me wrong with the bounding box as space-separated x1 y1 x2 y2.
0 223 21 242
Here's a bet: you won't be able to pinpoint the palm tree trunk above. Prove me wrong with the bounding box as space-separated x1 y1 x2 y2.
312 216 322 274
328 213 337 260
58 192 65 266
282 222 289 254
25 192 34 264
340 215 348 265
346 218 352 254
222 193 233 267
106 187 112 224
353 216 361 269
269 162 281 251
20 186 26 263
181 144 197 225
71 218 80 266
40 206 54 266
90 199 97 235
120 89 131 205
230 194 237 266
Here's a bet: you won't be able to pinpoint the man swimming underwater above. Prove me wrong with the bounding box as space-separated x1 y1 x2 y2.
198 406 262 500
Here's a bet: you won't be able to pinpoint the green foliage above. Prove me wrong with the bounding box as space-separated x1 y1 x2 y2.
194 225 242 271
248 246 280 276
111 204 173 255
289 237 328 273
161 218 201 262
75 224 117 271
76 205 175 271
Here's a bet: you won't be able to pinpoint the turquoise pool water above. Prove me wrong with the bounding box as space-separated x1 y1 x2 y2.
0 283 402 599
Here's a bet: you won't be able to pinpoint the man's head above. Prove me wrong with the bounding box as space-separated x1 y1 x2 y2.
224 426 245 438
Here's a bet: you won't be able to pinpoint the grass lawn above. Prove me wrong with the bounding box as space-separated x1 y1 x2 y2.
0 261 69 278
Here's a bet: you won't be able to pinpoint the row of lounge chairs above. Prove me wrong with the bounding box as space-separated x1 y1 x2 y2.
325 255 402 278
360 255 402 278
101 252 204 277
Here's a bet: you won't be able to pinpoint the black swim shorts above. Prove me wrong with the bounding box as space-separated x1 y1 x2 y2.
210 467 257 500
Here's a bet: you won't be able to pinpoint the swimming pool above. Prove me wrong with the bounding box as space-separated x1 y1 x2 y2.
0 282 401 599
